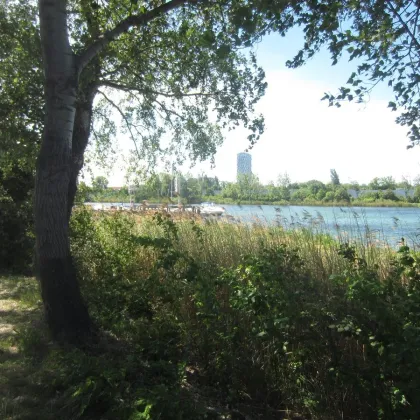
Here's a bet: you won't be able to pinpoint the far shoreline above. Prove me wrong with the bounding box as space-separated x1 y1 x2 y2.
84 199 420 208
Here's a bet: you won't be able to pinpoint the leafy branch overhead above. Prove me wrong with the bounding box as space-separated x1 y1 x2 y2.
5 0 420 171
286 0 420 146
67 0 297 168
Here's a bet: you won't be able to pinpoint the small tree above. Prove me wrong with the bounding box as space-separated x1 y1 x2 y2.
368 177 381 190
276 172 291 188
379 176 396 190
92 176 108 191
398 176 412 199
414 186 420 203
382 189 399 201
221 182 239 200
237 173 261 201
330 169 340 186
276 172 292 201
334 187 350 203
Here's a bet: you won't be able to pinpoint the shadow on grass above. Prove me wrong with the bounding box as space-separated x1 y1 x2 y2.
0 276 299 420
0 277 221 420
0 277 40 307
0 276 51 420
0 309 39 326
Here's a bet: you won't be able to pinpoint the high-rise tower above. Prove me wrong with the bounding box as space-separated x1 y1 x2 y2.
237 152 252 177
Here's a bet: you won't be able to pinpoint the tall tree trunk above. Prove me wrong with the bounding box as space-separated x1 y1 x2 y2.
36 0 91 341
67 87 96 219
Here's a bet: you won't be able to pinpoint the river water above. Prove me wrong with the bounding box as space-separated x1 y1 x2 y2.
222 205 420 249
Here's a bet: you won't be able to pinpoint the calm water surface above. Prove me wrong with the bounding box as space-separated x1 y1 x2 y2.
222 205 420 248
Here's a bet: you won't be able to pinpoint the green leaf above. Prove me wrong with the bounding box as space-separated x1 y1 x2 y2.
388 101 397 111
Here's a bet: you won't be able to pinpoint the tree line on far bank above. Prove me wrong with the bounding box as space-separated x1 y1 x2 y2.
84 171 420 205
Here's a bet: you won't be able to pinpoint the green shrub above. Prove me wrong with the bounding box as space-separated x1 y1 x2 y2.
0 166 34 273
66 210 420 419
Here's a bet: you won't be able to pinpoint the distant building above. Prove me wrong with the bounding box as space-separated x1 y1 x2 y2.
237 152 252 177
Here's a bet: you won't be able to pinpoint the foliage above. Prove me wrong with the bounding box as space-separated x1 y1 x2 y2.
0 0 41 274
330 168 340 185
369 176 397 190
286 0 420 146
92 176 109 191
0 0 43 168
0 166 34 273
236 173 263 201
68 210 420 418
81 171 420 206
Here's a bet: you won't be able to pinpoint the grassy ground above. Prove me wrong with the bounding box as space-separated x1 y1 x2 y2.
0 276 46 420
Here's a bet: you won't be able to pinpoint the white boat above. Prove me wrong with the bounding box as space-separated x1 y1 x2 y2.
199 202 226 216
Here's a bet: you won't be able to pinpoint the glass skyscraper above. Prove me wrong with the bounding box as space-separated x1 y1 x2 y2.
237 152 252 176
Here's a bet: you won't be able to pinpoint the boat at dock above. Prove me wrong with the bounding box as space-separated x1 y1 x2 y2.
84 202 226 216
199 202 226 216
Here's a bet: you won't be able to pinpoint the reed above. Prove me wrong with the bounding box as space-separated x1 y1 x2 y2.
123 209 396 283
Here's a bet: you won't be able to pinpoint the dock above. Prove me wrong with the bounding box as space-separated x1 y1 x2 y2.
86 202 203 214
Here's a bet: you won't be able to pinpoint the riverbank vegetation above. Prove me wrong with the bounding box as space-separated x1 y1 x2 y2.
2 209 420 419
85 172 420 207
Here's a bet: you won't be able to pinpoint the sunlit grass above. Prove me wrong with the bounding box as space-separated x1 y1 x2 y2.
111 209 397 283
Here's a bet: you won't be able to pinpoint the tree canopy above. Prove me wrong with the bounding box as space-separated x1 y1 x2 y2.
0 0 43 172
92 175 109 191
286 0 420 146
62 0 297 169
3 0 420 175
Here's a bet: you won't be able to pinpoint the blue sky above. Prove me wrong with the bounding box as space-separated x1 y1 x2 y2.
97 29 420 187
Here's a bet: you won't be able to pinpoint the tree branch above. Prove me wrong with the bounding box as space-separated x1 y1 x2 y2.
386 1 420 53
99 79 218 98
155 98 185 120
97 90 142 160
77 0 191 75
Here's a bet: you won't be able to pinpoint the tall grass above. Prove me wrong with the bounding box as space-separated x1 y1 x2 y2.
124 209 395 283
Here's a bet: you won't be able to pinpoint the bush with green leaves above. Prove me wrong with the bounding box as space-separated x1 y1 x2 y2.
66 210 420 419
0 166 34 273
182 242 420 419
